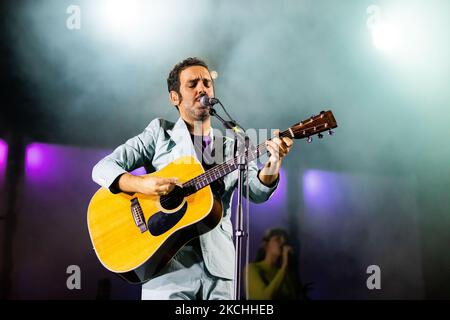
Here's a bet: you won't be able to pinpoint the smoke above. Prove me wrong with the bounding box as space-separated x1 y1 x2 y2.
6 0 450 206
6 0 449 159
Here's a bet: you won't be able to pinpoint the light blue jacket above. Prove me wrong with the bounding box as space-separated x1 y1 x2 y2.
92 117 278 280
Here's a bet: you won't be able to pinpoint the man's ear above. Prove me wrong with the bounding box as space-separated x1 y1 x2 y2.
169 91 180 107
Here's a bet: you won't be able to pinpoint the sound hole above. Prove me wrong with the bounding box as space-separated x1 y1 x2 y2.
160 185 185 210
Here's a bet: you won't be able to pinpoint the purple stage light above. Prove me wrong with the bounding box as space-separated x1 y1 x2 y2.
303 170 326 198
25 143 75 183
0 139 7 167
243 167 288 232
26 143 44 169
303 169 340 214
24 142 149 185
0 139 7 178
267 167 287 204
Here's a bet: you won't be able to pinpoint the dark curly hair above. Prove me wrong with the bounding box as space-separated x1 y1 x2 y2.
167 57 211 109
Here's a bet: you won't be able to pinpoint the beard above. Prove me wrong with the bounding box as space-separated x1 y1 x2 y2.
194 108 210 120
187 102 210 121
178 94 210 121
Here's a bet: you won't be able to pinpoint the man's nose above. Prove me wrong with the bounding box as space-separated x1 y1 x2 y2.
197 83 207 95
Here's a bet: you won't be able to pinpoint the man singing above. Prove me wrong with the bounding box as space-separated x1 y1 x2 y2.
92 57 294 299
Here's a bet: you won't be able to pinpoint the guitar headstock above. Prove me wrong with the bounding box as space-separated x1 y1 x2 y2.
288 110 338 142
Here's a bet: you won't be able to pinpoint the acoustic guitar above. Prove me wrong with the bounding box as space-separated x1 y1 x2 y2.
87 111 337 283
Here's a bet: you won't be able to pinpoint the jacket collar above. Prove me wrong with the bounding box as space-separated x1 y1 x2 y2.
166 117 215 160
167 117 215 142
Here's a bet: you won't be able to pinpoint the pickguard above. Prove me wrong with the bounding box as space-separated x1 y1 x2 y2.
147 201 188 236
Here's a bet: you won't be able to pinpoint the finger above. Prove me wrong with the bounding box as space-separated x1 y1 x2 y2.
272 129 280 137
271 136 283 147
276 141 289 154
270 138 288 154
160 187 172 195
266 145 282 163
282 137 294 148
270 142 288 158
266 142 280 157
271 137 289 153
156 177 178 186
157 186 166 195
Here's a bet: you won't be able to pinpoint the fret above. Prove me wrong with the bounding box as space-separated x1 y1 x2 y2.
182 129 288 194
180 112 338 196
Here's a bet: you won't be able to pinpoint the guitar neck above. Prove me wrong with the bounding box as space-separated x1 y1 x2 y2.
182 129 292 194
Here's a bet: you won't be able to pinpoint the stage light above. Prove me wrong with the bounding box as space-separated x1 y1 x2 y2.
366 5 401 53
371 22 400 52
303 170 323 198
97 0 145 40
303 169 340 214
93 0 181 47
267 168 287 205
210 71 219 80
26 144 45 170
0 139 7 172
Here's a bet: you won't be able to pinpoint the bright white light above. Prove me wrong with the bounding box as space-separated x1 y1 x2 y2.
366 5 402 53
94 0 179 48
210 70 219 80
371 23 400 52
98 0 144 39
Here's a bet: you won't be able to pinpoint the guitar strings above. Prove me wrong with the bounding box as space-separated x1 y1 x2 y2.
182 113 332 190
158 117 332 206
157 130 291 207
178 117 332 192
182 129 295 189
182 131 287 187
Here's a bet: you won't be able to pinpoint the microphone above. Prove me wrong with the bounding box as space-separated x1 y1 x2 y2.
200 95 219 107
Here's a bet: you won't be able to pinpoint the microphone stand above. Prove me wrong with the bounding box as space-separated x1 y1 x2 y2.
209 106 249 300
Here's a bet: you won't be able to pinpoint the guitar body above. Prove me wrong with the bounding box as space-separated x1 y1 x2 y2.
87 156 223 284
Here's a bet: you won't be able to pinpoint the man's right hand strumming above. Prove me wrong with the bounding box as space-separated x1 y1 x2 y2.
116 172 179 196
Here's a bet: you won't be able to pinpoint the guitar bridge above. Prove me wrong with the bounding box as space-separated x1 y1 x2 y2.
130 198 148 233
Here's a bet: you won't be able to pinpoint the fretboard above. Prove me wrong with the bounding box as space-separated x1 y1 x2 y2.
182 130 291 195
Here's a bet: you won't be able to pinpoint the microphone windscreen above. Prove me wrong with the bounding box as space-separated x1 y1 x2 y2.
200 95 211 107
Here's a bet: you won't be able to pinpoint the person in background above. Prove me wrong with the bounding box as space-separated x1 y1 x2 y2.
245 228 311 300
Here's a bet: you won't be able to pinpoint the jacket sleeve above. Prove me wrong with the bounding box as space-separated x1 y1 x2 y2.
91 118 161 193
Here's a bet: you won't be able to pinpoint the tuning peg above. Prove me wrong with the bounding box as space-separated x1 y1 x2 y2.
318 133 323 139
307 136 313 143
328 130 335 136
